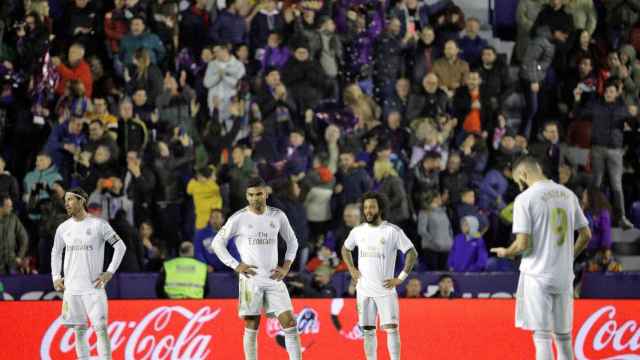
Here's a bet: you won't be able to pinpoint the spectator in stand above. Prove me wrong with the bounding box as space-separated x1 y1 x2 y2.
179 0 210 55
529 121 570 181
139 221 165 272
530 0 574 38
429 274 458 298
418 191 453 271
281 42 329 111
37 181 67 274
407 73 450 121
514 0 545 64
43 116 86 182
153 136 194 254
0 194 28 274
325 203 361 252
23 159 63 222
104 0 128 60
220 144 257 212
261 33 291 71
564 0 597 37
306 245 344 273
109 209 144 272
301 265 338 298
574 77 634 228
331 150 373 217
519 25 568 139
455 188 488 234
372 17 413 104
64 0 98 52
409 26 440 90
561 56 598 110
0 157 20 205
603 0 640 49
187 165 222 231
270 179 310 270
194 209 239 272
432 2 465 48
208 0 247 46
203 43 246 114
478 160 514 218
478 46 512 117
90 96 119 132
403 277 425 298
119 16 166 67
453 70 490 135
433 40 470 97
384 78 411 123
156 72 198 141
84 120 119 160
250 0 286 52
374 159 410 227
115 98 149 161
440 151 469 205
124 150 156 225
77 144 119 194
125 48 163 103
408 151 441 213
458 17 488 68
448 215 488 272
581 187 613 258
157 241 209 299
52 43 93 98
88 176 134 224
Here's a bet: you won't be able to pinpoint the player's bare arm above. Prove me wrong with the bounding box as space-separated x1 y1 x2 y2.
491 233 530 258
270 260 293 281
384 247 418 289
574 226 593 259
53 278 65 291
341 246 361 281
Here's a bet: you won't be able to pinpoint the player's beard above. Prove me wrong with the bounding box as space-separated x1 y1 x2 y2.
364 212 380 224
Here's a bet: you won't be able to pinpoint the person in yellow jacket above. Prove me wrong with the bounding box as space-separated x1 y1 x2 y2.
156 242 209 299
187 165 223 230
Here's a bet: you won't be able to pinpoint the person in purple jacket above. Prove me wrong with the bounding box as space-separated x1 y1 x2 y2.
448 215 488 272
581 187 613 254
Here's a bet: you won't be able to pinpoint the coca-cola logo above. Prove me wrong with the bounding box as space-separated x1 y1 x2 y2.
575 305 640 360
40 306 221 360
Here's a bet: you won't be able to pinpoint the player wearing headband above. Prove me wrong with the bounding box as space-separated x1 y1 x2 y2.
51 187 127 359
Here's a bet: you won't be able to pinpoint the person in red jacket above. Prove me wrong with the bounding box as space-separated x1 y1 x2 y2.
52 43 93 98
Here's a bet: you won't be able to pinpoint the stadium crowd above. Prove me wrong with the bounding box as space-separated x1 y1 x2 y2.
0 0 638 296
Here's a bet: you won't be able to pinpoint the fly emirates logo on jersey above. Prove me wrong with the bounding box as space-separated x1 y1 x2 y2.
574 305 640 359
40 306 221 360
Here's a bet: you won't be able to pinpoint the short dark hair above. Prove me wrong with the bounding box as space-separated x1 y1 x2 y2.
247 176 267 189
438 274 454 283
542 120 559 132
604 77 620 91
67 187 89 203
360 192 388 219
196 166 213 178
512 155 541 172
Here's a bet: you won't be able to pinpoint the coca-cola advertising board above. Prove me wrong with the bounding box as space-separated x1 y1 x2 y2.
0 299 637 359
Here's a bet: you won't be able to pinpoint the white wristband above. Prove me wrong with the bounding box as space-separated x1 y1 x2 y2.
398 271 408 281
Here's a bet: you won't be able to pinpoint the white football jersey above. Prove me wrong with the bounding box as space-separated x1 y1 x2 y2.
212 207 298 283
52 216 122 295
512 180 589 289
344 221 414 297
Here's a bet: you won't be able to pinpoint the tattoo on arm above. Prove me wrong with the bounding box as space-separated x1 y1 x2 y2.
403 248 418 274
341 247 356 270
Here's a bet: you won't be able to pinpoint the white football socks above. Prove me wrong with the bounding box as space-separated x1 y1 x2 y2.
363 328 377 360
74 327 90 359
385 328 401 360
533 331 553 360
243 328 258 360
555 332 573 360
283 326 302 360
95 326 112 359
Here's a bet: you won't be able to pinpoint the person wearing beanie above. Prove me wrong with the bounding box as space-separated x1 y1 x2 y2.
447 215 488 272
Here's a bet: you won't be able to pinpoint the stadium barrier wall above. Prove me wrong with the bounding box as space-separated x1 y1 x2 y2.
0 299 638 359
2 271 639 300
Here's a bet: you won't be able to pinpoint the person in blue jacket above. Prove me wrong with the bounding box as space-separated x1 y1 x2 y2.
193 209 239 271
448 215 488 272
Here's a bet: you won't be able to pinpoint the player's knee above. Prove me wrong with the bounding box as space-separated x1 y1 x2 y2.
362 326 376 331
244 316 260 330
554 332 571 341
534 330 552 340
382 325 398 333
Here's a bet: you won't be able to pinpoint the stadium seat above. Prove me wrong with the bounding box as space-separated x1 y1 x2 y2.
617 256 640 271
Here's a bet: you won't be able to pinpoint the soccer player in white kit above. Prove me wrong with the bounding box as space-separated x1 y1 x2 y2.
51 187 127 360
212 177 302 360
341 192 418 360
491 157 592 360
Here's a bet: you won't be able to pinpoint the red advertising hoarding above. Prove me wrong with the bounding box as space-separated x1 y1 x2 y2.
0 299 638 359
